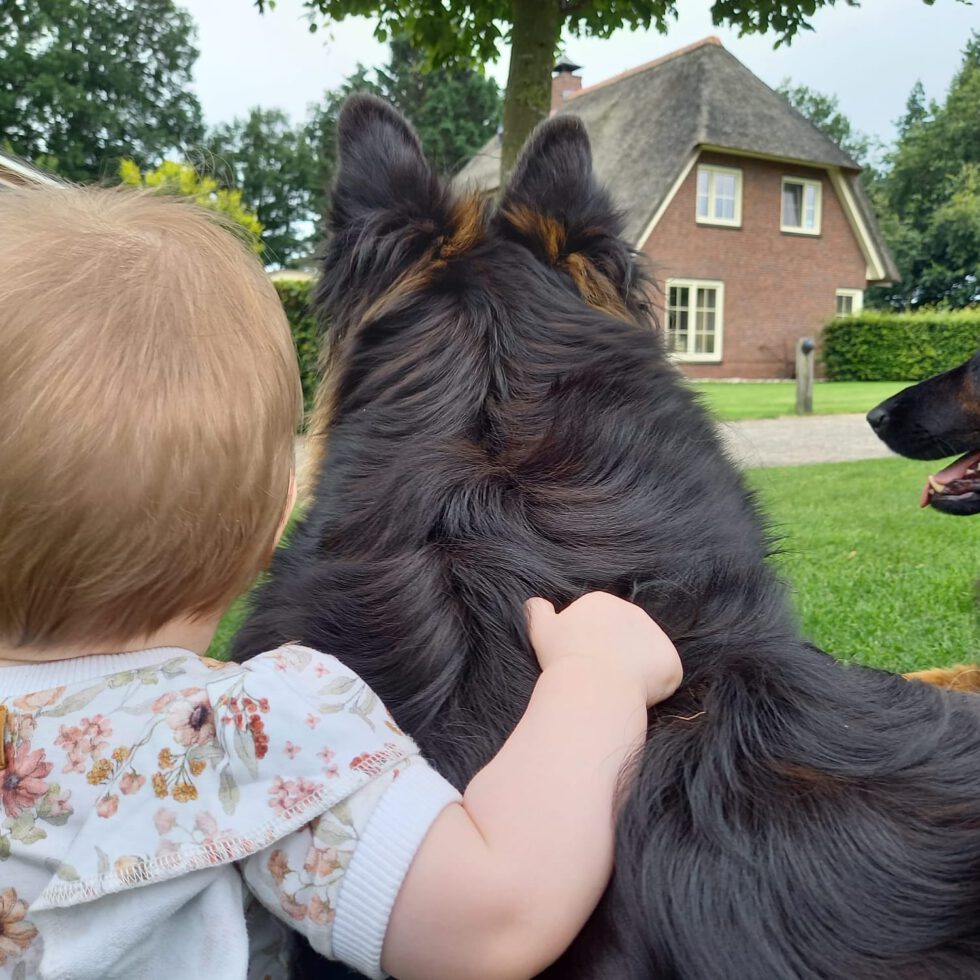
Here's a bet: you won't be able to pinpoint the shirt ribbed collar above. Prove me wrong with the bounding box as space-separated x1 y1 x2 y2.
0 647 199 698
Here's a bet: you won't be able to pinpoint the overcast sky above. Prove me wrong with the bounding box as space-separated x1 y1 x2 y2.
182 0 979 150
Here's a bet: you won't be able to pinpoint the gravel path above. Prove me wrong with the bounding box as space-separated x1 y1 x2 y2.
716 413 895 469
296 413 894 475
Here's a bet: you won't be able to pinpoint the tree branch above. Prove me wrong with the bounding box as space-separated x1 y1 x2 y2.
559 0 594 18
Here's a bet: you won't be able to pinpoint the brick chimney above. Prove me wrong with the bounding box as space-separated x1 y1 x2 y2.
551 57 583 113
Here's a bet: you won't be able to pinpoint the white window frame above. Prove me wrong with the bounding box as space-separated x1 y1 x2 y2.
781 176 822 235
835 288 864 317
695 165 742 228
665 278 724 363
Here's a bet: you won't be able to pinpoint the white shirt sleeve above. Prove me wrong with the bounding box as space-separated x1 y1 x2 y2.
241 756 460 980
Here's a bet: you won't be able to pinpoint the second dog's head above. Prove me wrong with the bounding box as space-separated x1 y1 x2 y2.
867 350 980 515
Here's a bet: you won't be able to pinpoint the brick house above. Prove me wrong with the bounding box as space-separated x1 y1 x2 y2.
0 149 57 190
458 37 898 379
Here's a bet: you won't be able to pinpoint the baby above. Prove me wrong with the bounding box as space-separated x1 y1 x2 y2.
0 187 682 980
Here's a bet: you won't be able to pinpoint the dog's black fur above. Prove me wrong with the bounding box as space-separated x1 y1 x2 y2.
867 350 980 515
234 97 980 978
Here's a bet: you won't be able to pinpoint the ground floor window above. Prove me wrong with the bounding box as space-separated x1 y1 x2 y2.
835 288 864 316
666 279 724 362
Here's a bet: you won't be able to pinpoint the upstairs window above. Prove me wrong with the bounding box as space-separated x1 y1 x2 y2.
696 165 742 227
781 177 822 234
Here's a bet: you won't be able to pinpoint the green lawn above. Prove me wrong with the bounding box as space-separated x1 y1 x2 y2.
750 457 978 672
207 592 251 661
210 457 978 673
690 380 911 422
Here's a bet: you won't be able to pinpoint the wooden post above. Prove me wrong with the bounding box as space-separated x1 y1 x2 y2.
795 338 815 415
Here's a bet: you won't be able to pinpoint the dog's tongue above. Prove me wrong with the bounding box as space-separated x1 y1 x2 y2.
920 450 980 507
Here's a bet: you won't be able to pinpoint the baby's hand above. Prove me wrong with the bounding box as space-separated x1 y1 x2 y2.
526 592 682 706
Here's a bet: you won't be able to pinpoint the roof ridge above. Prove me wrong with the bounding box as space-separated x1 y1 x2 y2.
566 35 722 101
694 46 712 145
709 45 862 171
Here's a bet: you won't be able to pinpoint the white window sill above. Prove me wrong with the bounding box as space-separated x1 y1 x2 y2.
669 353 723 364
696 216 741 228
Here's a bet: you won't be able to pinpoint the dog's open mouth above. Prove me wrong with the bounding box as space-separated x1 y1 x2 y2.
920 449 980 515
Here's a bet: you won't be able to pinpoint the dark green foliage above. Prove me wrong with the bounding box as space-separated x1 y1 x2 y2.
273 278 319 413
203 109 319 268
868 32 980 309
776 80 880 180
0 0 203 182
378 38 501 175
822 310 980 381
305 67 382 226
305 41 500 223
256 0 907 177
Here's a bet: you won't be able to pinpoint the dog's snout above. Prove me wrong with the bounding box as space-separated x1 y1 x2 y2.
866 405 889 431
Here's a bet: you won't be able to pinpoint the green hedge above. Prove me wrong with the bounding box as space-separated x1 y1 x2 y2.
822 310 980 381
273 277 319 414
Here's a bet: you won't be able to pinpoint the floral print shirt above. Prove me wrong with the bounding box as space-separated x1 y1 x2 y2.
0 645 460 980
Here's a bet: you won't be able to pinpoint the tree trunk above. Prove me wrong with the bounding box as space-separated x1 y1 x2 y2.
500 0 562 183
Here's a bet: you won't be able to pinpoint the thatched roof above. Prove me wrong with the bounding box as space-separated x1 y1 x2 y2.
458 38 897 283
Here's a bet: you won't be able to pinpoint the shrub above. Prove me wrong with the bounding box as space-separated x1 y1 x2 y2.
273 277 319 414
822 310 980 381
119 159 263 253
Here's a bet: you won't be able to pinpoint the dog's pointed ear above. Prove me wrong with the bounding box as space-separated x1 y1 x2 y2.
503 116 594 218
329 93 449 251
498 116 640 318
500 115 624 244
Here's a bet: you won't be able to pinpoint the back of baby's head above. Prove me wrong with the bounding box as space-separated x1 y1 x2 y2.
0 186 302 650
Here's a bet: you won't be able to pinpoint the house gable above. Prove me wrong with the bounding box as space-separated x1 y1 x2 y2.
456 37 897 284
647 150 867 377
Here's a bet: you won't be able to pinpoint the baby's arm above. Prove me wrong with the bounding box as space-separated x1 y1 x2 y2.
382 593 682 980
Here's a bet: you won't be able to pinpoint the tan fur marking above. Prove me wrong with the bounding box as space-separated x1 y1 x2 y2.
563 251 632 322
501 204 632 321
772 762 853 795
905 664 980 693
437 196 487 261
304 202 489 495
301 360 336 501
502 203 565 264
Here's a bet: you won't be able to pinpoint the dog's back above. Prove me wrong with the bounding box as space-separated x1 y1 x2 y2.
235 98 980 978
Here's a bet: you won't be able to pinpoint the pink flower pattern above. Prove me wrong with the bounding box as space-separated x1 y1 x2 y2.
96 795 119 819
0 888 37 965
267 776 322 816
0 741 52 819
165 689 216 748
0 644 419 966
54 714 112 774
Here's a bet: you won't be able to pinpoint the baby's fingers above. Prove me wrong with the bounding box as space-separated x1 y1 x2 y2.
524 597 557 638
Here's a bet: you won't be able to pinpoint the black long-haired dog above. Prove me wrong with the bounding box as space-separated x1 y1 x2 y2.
234 97 980 979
